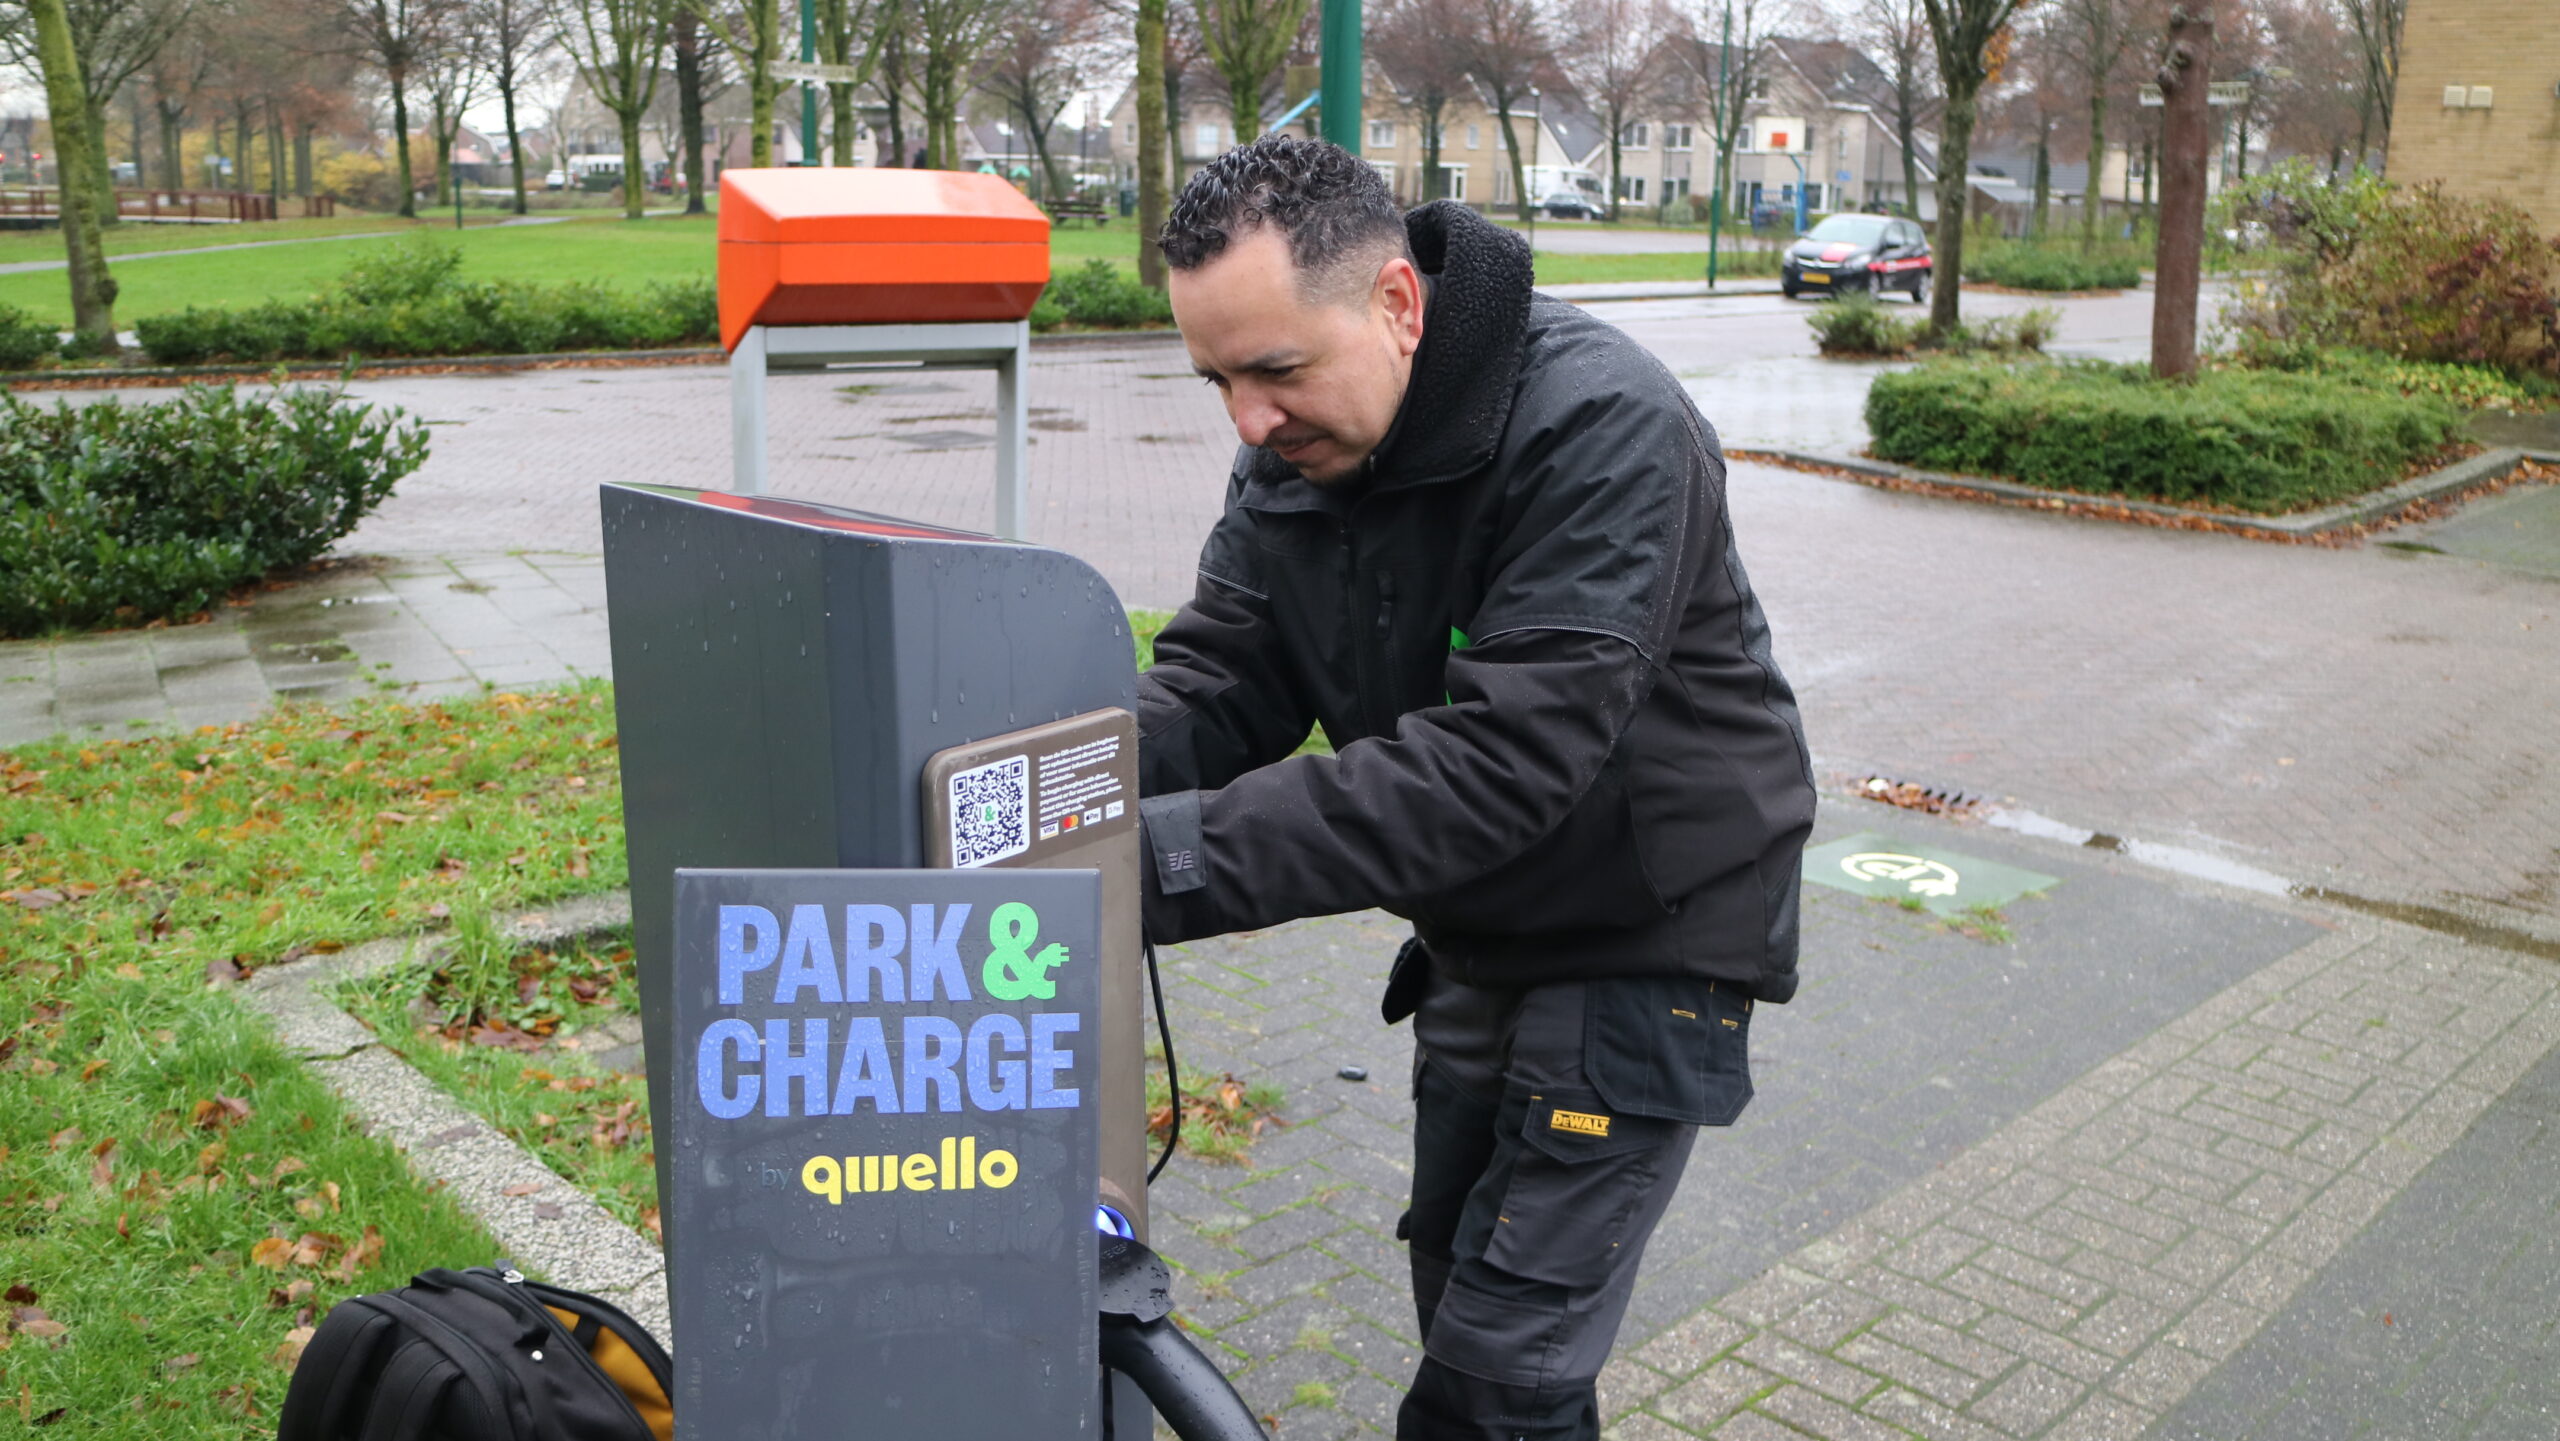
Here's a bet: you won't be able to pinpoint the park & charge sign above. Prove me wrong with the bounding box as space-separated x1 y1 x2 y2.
669 868 1100 1439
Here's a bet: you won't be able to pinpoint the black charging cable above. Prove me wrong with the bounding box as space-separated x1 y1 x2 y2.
1144 938 1179 1183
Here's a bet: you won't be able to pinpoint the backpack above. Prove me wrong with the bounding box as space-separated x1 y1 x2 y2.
276 1265 674 1441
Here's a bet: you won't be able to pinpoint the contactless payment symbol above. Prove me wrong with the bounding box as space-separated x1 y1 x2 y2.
1840 851 1962 898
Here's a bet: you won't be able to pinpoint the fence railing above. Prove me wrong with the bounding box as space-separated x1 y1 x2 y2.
0 188 337 223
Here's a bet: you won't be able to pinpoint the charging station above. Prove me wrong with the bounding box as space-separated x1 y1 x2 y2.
603 483 1255 1439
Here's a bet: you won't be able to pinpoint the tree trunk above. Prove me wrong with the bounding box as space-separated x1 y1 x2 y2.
296 123 313 198
1927 84 1976 339
392 71 416 218
1607 115 1622 221
619 108 645 218
1498 97 1529 221
2232 98 2252 180
81 95 119 224
1025 106 1063 199
2030 126 2049 238
1228 71 1260 145
431 93 452 205
829 84 854 168
28 0 115 346
1164 65 1184 176
1136 0 1168 288
1420 99 1444 202
2151 2 2212 379
268 114 285 203
157 101 182 188
1897 99 1920 219
751 0 778 166
673 17 706 209
2083 91 2106 250
235 102 256 194
504 80 529 214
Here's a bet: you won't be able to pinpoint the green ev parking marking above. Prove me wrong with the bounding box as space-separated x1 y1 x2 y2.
1803 832 2060 916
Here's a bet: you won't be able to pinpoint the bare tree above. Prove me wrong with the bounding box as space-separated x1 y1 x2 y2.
2260 0 2360 176
27 0 114 342
686 0 778 166
981 0 1104 196
550 0 667 216
1193 0 1303 144
1919 0 2027 335
910 0 1005 166
336 0 453 216
0 0 191 218
145 23 209 186
1852 0 1934 219
1368 0 1467 200
1557 0 1666 220
422 22 484 205
1451 0 1549 220
2044 0 2135 247
2338 0 2399 170
1671 0 1781 234
817 0 878 166
477 0 549 213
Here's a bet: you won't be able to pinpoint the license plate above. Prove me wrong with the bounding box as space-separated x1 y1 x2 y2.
1803 272 1830 284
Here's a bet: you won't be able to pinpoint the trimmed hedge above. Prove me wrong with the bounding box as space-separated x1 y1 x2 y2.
1963 244 2143 292
132 238 718 365
1865 360 2462 513
0 384 428 636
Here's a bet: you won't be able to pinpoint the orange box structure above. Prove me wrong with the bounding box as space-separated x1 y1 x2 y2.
720 169 1052 536
717 169 1050 350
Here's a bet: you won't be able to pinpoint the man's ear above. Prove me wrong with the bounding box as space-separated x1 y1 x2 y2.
1375 256 1425 357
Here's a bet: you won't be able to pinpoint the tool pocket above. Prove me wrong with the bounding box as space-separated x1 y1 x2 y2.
1480 1087 1679 1289
1583 978 1754 1127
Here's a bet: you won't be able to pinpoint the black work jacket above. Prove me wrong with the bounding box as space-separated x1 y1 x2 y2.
1136 202 1816 1002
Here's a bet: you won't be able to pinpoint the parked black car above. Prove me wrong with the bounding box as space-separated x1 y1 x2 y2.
1781 213 1933 303
1541 193 1607 220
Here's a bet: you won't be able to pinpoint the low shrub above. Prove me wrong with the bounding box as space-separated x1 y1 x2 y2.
1964 242 2143 291
1866 359 2462 513
2230 342 2559 412
1030 259 1175 331
132 238 720 364
0 302 57 369
2224 162 2560 379
0 383 429 635
1811 293 2060 359
1809 293 1923 355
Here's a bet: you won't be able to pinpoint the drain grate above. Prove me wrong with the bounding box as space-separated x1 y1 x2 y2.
1851 775 1984 818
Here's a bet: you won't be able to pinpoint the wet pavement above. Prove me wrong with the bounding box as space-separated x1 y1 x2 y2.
9 281 2560 1440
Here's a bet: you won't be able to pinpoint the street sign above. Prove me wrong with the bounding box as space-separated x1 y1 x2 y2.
1802 832 2059 916
772 59 864 84
669 867 1102 1440
2139 81 2251 107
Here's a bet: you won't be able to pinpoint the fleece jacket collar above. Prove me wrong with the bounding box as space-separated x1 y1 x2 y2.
1238 201 1536 508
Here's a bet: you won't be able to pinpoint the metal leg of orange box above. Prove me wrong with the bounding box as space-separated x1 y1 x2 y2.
726 319 1032 540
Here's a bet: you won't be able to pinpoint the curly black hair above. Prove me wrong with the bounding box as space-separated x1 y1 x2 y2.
1159 134 1412 300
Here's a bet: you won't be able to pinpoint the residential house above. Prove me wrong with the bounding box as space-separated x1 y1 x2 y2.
2387 0 2560 230
1358 64 1607 208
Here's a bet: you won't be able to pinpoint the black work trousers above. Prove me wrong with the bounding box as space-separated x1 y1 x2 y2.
1395 968 1737 1441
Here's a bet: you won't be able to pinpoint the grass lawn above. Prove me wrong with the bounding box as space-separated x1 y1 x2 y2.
0 683 625 1432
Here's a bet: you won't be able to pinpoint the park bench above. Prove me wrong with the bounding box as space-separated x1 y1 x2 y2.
1049 201 1110 225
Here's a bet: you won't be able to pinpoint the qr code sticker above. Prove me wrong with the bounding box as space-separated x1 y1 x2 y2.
949 755 1032 868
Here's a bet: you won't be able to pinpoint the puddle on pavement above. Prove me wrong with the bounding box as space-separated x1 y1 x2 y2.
1990 806 2560 962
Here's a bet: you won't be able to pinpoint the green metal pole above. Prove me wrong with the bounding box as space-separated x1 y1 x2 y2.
1319 0 1361 151
801 0 819 163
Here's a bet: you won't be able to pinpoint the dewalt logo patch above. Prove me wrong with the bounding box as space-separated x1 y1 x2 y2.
1549 1108 1612 1138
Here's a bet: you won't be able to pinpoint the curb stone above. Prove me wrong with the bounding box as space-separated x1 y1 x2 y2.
1762 445 2556 538
236 889 668 1336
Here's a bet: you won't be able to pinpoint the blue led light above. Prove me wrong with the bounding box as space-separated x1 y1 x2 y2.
1094 1203 1135 1239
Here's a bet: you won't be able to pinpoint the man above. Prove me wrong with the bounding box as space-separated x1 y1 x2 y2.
1134 136 1815 1441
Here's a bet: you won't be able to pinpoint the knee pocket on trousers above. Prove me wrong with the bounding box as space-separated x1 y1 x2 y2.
1484 1087 1679 1290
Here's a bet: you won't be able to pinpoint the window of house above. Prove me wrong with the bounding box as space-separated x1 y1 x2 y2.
1369 119 1395 148
1665 124 1693 151
1369 160 1397 196
1620 175 1646 202
1466 124 1480 149
1667 176 1690 201
1195 123 1219 154
1439 165 1467 201
1623 122 1649 149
